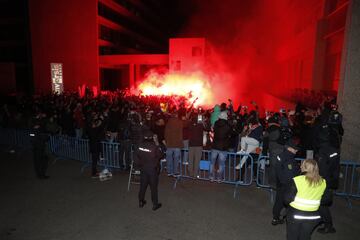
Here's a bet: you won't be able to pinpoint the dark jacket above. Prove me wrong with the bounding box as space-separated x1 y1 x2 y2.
248 125 263 142
264 124 283 154
164 117 183 148
134 140 162 173
31 128 49 150
212 119 231 151
88 125 104 154
275 149 300 185
317 145 340 189
107 109 121 132
130 123 144 145
189 122 203 147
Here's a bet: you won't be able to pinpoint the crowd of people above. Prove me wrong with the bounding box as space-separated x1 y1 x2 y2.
0 89 344 239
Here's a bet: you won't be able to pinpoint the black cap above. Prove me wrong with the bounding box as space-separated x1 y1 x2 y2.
286 138 300 151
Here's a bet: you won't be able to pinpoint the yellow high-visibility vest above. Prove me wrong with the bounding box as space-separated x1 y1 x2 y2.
290 175 326 211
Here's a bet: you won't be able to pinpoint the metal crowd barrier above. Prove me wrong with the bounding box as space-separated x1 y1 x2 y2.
255 156 360 206
49 135 91 163
0 128 34 148
101 141 122 169
174 149 254 190
2 128 360 204
0 127 17 146
336 161 360 204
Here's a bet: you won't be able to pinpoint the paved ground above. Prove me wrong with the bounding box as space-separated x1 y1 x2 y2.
0 146 359 240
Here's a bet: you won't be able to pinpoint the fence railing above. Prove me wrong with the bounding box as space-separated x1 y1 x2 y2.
255 155 360 200
1 127 359 201
176 149 254 186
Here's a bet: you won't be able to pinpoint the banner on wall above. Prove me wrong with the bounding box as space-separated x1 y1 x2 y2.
51 63 63 94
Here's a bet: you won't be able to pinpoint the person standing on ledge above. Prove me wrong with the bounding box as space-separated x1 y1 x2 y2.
134 130 162 211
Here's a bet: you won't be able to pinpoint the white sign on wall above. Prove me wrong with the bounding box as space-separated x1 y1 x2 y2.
51 63 63 94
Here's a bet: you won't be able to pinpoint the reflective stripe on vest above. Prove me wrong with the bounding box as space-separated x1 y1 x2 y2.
290 175 326 212
294 215 321 220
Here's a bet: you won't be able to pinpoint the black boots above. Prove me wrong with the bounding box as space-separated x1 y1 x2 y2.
139 200 162 210
271 218 284 226
152 203 162 211
317 226 336 234
139 200 146 208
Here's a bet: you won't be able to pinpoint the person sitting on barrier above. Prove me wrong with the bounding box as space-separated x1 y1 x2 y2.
272 139 300 226
235 117 263 169
134 130 162 211
164 111 183 177
210 111 231 183
88 117 104 178
284 159 331 240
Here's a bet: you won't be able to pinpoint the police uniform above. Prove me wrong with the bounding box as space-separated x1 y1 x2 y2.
317 145 340 233
272 147 300 224
134 130 162 210
31 125 50 179
284 175 328 240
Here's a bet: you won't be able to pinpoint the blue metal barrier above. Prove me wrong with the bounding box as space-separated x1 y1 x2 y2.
15 129 33 149
49 135 91 163
3 128 360 204
100 141 122 170
256 155 270 188
0 128 17 146
174 149 254 189
336 161 360 201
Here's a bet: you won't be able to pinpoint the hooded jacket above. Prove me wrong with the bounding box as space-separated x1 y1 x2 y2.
210 105 221 128
212 119 231 151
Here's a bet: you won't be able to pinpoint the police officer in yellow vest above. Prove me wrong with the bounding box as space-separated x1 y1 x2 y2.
284 159 331 240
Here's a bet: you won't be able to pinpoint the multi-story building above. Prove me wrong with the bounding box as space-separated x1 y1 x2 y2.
28 0 179 94
271 0 349 96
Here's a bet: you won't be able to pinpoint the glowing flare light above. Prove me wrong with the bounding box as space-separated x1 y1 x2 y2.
136 71 214 107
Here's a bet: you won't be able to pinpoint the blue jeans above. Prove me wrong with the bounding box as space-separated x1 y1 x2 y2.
166 148 181 174
75 128 83 139
210 149 227 180
182 140 189 163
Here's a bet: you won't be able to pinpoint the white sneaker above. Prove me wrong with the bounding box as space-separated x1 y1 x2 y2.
182 161 189 165
236 150 246 154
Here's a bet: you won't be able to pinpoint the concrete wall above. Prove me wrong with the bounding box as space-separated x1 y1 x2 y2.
338 0 360 162
29 0 99 93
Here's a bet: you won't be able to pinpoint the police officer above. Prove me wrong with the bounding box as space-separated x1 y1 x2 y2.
313 106 342 234
316 144 339 233
134 129 162 211
272 139 300 225
284 159 331 240
88 117 104 178
30 113 50 179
